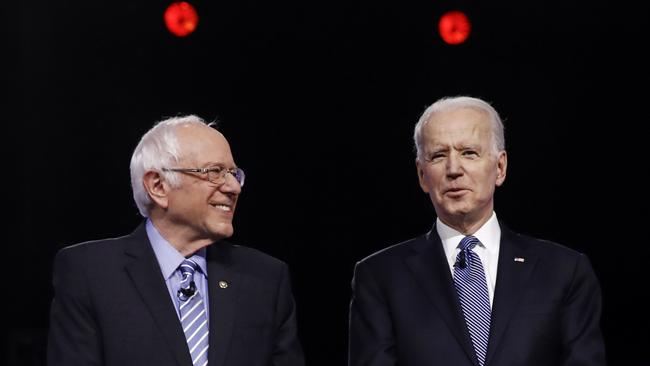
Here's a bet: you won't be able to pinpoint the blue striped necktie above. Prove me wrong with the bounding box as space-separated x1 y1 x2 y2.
453 236 491 366
177 258 209 366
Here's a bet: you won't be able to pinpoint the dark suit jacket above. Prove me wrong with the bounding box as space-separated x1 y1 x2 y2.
47 223 304 366
349 222 606 366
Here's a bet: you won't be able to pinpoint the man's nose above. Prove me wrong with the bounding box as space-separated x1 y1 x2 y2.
220 173 242 194
446 153 463 177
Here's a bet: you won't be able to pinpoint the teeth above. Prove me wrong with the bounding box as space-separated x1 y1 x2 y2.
214 204 231 212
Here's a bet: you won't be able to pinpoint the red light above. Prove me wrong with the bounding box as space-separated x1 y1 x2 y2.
164 2 199 37
438 11 471 45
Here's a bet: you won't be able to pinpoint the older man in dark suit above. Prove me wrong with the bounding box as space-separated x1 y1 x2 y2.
349 96 606 366
48 115 304 366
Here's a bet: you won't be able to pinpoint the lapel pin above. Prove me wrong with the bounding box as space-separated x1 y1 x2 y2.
514 257 525 263
218 280 228 289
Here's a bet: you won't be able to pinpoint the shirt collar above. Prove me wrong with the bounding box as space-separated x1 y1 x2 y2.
146 219 208 280
436 212 501 261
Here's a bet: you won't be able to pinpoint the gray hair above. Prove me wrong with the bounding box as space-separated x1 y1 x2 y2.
130 115 214 217
413 96 505 160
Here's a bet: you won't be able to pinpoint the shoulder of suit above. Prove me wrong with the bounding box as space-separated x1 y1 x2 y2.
56 221 148 255
218 240 288 268
505 228 587 261
357 234 428 266
212 241 293 283
57 232 133 256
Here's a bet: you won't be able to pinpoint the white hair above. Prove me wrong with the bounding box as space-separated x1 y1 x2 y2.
413 96 505 160
130 115 214 217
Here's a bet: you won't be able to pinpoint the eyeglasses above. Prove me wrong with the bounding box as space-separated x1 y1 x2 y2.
162 166 246 187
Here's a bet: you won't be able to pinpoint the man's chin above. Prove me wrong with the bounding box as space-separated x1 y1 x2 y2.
436 207 474 224
436 203 471 217
209 224 234 241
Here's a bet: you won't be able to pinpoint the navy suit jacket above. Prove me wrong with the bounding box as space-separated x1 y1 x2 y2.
48 223 305 366
349 222 606 366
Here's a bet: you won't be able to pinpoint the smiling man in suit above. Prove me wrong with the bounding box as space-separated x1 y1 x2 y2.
348 96 606 366
48 115 304 366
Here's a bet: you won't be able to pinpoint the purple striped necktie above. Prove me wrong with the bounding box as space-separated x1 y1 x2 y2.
453 236 491 366
177 258 209 366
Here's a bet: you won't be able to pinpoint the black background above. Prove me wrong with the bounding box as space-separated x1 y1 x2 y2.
4 0 648 364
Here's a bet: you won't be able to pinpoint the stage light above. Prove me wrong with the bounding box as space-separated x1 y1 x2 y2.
164 2 199 37
438 11 471 45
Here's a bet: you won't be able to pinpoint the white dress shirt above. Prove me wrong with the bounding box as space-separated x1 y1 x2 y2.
436 212 501 308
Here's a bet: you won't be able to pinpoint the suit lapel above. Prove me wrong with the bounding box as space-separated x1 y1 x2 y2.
404 230 479 366
484 225 538 366
123 223 193 366
206 242 241 366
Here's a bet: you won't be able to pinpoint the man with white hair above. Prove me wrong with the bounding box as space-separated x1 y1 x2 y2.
349 96 606 366
48 115 305 366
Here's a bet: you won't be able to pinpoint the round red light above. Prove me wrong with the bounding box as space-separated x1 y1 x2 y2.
164 2 199 37
438 11 471 45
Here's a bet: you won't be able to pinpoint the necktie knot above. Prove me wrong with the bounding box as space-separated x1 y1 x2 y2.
459 235 479 251
178 259 200 301
455 236 479 269
180 258 199 278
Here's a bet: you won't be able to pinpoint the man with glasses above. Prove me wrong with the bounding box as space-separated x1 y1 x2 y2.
348 96 606 366
48 115 305 366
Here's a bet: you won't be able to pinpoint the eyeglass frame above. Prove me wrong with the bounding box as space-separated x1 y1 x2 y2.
162 166 245 187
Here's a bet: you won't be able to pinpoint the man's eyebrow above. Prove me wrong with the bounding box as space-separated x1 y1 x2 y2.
203 162 239 169
199 162 224 168
458 143 483 150
428 145 449 153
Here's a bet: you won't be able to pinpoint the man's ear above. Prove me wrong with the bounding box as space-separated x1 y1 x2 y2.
416 158 430 193
143 171 170 209
495 150 508 187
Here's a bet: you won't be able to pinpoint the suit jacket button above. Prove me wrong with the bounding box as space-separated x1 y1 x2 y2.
218 280 228 289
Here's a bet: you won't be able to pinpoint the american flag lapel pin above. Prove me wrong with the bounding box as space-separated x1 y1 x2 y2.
514 257 525 263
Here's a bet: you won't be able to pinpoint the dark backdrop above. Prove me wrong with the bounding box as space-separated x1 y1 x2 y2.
5 0 648 364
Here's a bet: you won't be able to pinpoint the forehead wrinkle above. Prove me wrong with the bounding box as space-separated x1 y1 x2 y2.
424 128 483 148
424 117 491 150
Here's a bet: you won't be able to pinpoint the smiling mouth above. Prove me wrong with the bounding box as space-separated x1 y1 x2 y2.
211 203 233 212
